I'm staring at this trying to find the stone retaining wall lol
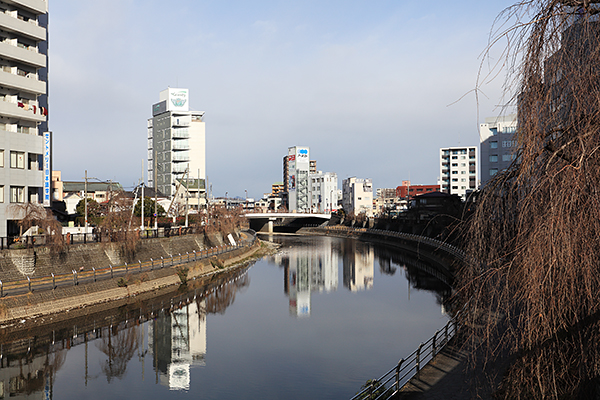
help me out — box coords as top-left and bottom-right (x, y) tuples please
(0, 232), (225, 282)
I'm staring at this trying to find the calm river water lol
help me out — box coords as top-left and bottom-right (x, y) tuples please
(0, 235), (451, 399)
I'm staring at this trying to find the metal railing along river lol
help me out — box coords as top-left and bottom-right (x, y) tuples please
(350, 315), (460, 400)
(0, 230), (256, 298)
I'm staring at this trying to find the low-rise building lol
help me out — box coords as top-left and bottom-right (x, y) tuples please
(342, 177), (373, 217)
(309, 171), (338, 213)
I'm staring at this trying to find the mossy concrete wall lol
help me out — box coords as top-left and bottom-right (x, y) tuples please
(0, 232), (231, 282)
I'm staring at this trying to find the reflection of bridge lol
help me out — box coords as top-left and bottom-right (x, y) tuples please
(245, 213), (331, 233)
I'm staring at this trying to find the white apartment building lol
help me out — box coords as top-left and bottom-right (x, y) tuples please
(439, 146), (478, 200)
(0, 0), (49, 237)
(287, 146), (310, 212)
(148, 88), (206, 202)
(480, 114), (518, 186)
(342, 177), (373, 217)
(309, 171), (338, 213)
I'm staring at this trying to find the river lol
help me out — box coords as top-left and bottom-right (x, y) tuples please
(0, 235), (452, 399)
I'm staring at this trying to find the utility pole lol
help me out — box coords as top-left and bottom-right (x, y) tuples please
(185, 165), (189, 228)
(141, 160), (145, 231)
(82, 170), (98, 233)
(154, 156), (158, 231)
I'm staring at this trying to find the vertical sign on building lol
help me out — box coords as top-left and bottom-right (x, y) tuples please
(43, 131), (51, 207)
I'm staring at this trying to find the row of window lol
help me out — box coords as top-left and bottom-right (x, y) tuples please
(489, 154), (518, 162)
(0, 149), (43, 170)
(0, 186), (35, 203)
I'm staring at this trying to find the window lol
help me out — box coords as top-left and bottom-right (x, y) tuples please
(452, 178), (458, 182)
(452, 171), (458, 174)
(461, 178), (466, 182)
(452, 186), (458, 190)
(451, 156), (458, 160)
(490, 141), (498, 149)
(461, 163), (466, 167)
(10, 151), (24, 168)
(502, 154), (516, 162)
(0, 185), (3, 203)
(451, 163), (458, 167)
(489, 168), (498, 176)
(489, 155), (498, 162)
(0, 149), (3, 167)
(10, 186), (24, 203)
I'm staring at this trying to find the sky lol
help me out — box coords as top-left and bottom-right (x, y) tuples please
(48, 0), (519, 199)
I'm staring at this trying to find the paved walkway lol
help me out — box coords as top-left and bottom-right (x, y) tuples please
(398, 332), (509, 400)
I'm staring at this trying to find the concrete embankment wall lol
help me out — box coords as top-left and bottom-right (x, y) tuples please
(0, 234), (261, 326)
(0, 231), (234, 283)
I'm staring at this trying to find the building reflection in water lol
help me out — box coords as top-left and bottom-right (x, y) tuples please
(278, 237), (339, 317)
(341, 239), (374, 292)
(149, 300), (207, 391)
(0, 267), (250, 396)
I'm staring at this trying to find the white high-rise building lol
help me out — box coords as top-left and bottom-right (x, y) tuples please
(309, 171), (338, 213)
(438, 146), (478, 200)
(342, 177), (373, 217)
(148, 88), (205, 200)
(0, 1), (49, 237)
(287, 146), (310, 212)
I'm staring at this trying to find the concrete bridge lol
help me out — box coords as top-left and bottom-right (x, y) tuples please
(245, 213), (331, 233)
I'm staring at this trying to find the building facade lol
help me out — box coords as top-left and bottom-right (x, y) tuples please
(342, 177), (373, 217)
(286, 146), (310, 212)
(479, 114), (518, 186)
(439, 146), (478, 200)
(0, 0), (49, 237)
(148, 88), (205, 201)
(309, 171), (338, 213)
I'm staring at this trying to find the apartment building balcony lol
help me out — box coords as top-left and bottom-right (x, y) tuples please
(172, 129), (189, 139)
(0, 11), (46, 41)
(172, 152), (190, 162)
(0, 68), (45, 95)
(7, 0), (48, 15)
(0, 98), (45, 122)
(172, 140), (189, 151)
(172, 115), (191, 127)
(0, 40), (45, 68)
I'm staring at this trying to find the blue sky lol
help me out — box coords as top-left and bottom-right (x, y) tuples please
(48, 0), (518, 198)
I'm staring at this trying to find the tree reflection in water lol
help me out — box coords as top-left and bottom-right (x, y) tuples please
(202, 273), (250, 315)
(96, 325), (140, 383)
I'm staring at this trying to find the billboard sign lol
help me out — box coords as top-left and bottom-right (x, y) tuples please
(43, 131), (51, 207)
(167, 88), (189, 111)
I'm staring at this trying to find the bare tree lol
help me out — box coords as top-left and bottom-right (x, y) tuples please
(460, 2), (600, 398)
(9, 203), (65, 253)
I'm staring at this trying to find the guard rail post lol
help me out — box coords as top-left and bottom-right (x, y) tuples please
(395, 359), (404, 392)
(51, 273), (55, 289)
(161, 256), (164, 268)
(416, 343), (423, 372)
(0, 279), (3, 297)
(433, 330), (438, 355)
(193, 250), (197, 261)
(72, 270), (77, 286)
(27, 276), (31, 292)
(110, 265), (113, 279)
(125, 263), (128, 274)
(171, 254), (174, 266)
(92, 267), (96, 282)
(150, 258), (154, 270)
(139, 260), (142, 272)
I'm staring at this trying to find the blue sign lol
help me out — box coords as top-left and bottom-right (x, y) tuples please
(43, 132), (51, 207)
(299, 149), (308, 155)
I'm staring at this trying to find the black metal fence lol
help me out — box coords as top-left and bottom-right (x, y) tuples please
(0, 230), (257, 298)
(350, 316), (460, 400)
(0, 226), (207, 250)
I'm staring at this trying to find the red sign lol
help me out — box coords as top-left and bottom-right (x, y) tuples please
(288, 155), (296, 161)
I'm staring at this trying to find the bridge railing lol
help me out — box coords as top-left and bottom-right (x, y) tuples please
(0, 230), (257, 298)
(350, 315), (460, 400)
